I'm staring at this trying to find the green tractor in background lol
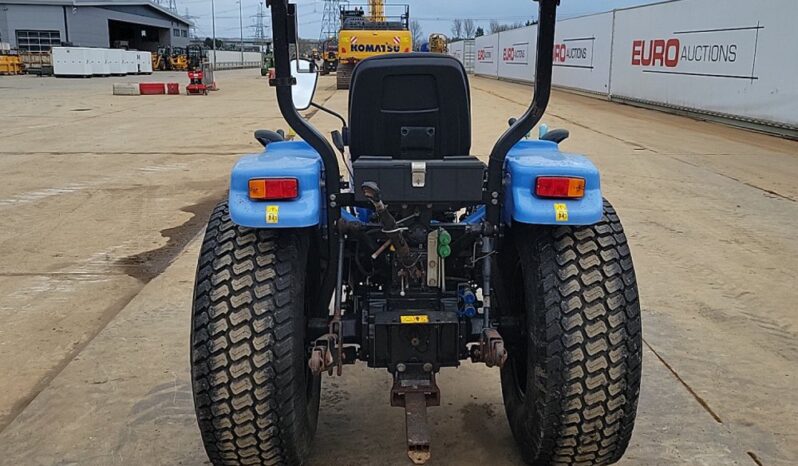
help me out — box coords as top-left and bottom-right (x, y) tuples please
(260, 49), (275, 77)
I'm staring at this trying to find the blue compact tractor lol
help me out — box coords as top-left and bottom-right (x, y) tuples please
(190, 1), (642, 465)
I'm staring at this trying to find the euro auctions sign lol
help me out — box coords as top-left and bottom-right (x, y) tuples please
(502, 42), (529, 65)
(630, 23), (762, 80)
(477, 46), (494, 63)
(553, 37), (595, 70)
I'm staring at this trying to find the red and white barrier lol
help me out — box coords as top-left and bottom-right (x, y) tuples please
(113, 83), (182, 96)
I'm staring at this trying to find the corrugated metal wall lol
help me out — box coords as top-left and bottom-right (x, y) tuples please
(2, 5), (66, 47)
(0, 6), (10, 44)
(208, 50), (262, 69)
(1, 3), (188, 49)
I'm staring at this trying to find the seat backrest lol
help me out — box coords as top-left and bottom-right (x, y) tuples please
(348, 53), (471, 160)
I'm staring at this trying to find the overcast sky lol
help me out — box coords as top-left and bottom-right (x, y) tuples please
(181, 0), (663, 41)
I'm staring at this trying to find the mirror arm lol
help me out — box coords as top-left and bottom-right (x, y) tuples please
(310, 102), (348, 129)
(485, 0), (559, 226)
(268, 0), (342, 200)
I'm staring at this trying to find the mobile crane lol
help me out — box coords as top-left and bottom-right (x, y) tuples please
(369, 0), (385, 21)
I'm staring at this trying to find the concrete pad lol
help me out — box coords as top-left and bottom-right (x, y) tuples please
(0, 236), (744, 466)
(0, 70), (337, 431)
(1, 71), (797, 465)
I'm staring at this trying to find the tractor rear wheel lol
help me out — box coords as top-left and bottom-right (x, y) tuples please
(500, 199), (642, 466)
(191, 201), (321, 465)
(336, 62), (353, 90)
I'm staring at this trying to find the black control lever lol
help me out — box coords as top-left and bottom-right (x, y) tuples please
(331, 130), (345, 154)
(254, 129), (285, 147)
(540, 128), (570, 143)
(361, 182), (414, 268)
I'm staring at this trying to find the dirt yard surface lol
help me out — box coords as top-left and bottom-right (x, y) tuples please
(0, 70), (796, 466)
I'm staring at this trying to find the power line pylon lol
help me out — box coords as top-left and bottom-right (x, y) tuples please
(154, 0), (178, 14)
(250, 4), (270, 51)
(183, 8), (200, 39)
(319, 0), (344, 43)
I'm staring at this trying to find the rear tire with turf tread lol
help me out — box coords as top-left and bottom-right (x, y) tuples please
(191, 201), (321, 466)
(500, 199), (642, 466)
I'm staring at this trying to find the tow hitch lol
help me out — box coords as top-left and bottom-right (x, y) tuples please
(391, 366), (440, 465)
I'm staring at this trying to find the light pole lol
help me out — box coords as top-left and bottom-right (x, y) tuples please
(238, 0), (244, 66)
(211, 0), (216, 70)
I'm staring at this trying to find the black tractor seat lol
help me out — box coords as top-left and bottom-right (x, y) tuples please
(348, 53), (472, 160)
(348, 54), (484, 207)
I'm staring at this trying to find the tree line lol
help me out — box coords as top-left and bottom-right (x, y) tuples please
(449, 18), (537, 40)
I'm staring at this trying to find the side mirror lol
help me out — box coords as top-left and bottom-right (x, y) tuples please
(290, 59), (318, 111)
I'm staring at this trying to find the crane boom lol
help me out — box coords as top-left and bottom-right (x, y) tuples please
(368, 0), (385, 22)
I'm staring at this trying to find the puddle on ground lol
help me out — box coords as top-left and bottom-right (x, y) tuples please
(116, 194), (223, 282)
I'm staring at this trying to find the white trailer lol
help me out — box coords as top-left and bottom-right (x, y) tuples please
(137, 51), (153, 74)
(108, 49), (125, 75)
(52, 47), (92, 77)
(90, 48), (110, 76)
(123, 50), (138, 74)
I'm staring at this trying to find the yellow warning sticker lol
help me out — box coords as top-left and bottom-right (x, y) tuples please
(554, 203), (569, 222)
(400, 315), (429, 324)
(266, 205), (279, 224)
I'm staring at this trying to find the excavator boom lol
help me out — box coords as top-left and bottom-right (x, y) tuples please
(369, 0), (384, 22)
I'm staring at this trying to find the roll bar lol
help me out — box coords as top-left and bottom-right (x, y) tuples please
(266, 0), (341, 201)
(266, 0), (341, 317)
(486, 0), (559, 226)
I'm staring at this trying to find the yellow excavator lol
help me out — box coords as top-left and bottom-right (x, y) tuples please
(151, 46), (188, 71)
(336, 0), (412, 89)
(152, 47), (168, 71)
(169, 47), (189, 71)
(319, 40), (339, 76)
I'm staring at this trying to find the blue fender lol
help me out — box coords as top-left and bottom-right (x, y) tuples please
(503, 140), (603, 226)
(228, 141), (324, 228)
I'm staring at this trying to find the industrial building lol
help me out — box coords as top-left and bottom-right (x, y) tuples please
(0, 0), (191, 52)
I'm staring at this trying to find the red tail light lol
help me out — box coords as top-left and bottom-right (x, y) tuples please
(248, 178), (298, 200)
(535, 177), (585, 199)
